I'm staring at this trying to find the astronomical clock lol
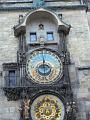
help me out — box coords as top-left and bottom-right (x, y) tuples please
(25, 48), (66, 120)
(26, 48), (63, 84)
(3, 6), (77, 120)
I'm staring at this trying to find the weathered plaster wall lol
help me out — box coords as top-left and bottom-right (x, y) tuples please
(60, 10), (90, 120)
(0, 11), (26, 120)
(87, 12), (90, 31)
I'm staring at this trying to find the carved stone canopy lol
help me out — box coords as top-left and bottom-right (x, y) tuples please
(14, 8), (71, 36)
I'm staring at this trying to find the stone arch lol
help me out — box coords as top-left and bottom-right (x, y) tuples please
(14, 8), (70, 36)
(24, 8), (62, 26)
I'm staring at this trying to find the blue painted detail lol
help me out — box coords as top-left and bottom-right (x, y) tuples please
(33, 0), (45, 8)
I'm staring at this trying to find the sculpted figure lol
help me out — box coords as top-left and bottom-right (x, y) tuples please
(20, 96), (30, 120)
(23, 98), (30, 119)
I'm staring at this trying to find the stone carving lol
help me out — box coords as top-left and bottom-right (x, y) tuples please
(20, 97), (31, 120)
(23, 99), (30, 119)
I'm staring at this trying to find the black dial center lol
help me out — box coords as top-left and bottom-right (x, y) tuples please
(38, 64), (51, 76)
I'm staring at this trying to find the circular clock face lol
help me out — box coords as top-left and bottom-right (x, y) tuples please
(26, 49), (63, 84)
(31, 94), (65, 120)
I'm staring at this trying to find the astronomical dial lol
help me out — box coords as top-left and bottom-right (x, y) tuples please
(31, 94), (65, 120)
(26, 49), (63, 84)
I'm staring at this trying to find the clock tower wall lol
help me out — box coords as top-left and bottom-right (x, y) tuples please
(0, 2), (90, 120)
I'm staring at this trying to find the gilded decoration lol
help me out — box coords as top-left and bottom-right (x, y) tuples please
(31, 94), (65, 120)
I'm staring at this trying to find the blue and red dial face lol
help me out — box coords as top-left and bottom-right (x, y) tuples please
(26, 49), (63, 84)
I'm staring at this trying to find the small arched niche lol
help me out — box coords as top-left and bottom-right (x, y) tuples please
(14, 8), (70, 44)
(26, 9), (60, 44)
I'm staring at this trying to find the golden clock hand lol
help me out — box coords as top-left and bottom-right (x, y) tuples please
(42, 52), (46, 76)
(42, 51), (45, 64)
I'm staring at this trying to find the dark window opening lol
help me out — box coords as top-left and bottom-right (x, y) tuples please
(47, 32), (54, 41)
(9, 70), (16, 87)
(30, 32), (37, 42)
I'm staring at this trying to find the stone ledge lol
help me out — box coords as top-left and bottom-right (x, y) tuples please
(0, 5), (87, 11)
(78, 66), (90, 70)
